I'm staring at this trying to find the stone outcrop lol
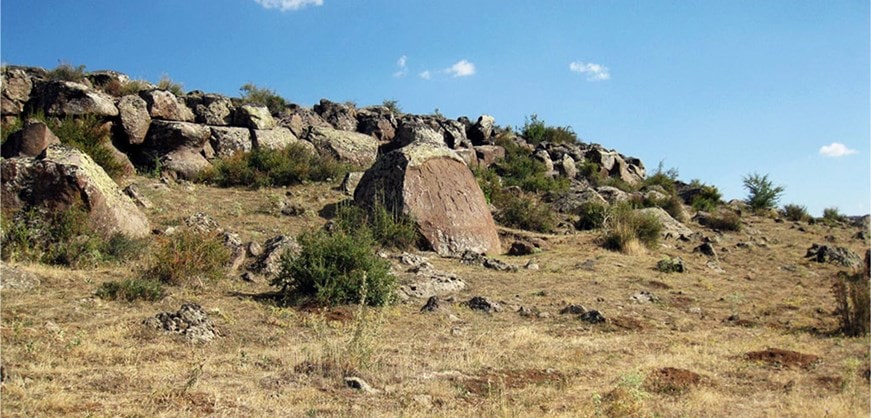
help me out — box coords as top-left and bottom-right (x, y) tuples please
(117, 94), (152, 145)
(1, 119), (60, 158)
(209, 126), (252, 158)
(306, 126), (378, 167)
(185, 92), (234, 126)
(31, 80), (118, 117)
(313, 99), (357, 131)
(2, 67), (35, 115)
(252, 127), (314, 153)
(140, 89), (194, 122)
(467, 115), (495, 145)
(354, 140), (501, 256)
(235, 104), (276, 130)
(1, 144), (150, 238)
(637, 207), (694, 239)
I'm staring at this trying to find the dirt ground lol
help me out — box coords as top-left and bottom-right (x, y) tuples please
(1, 176), (869, 417)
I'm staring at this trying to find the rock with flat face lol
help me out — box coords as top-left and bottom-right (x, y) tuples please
(1, 67), (34, 115)
(306, 126), (378, 167)
(140, 89), (194, 122)
(1, 144), (150, 238)
(186, 93), (234, 126)
(117, 94), (151, 145)
(277, 105), (332, 138)
(235, 104), (275, 130)
(467, 114), (495, 145)
(354, 140), (501, 256)
(160, 149), (211, 180)
(31, 81), (118, 117)
(313, 99), (357, 131)
(637, 207), (694, 240)
(144, 120), (210, 153)
(252, 127), (315, 154)
(1, 119), (60, 158)
(209, 126), (252, 158)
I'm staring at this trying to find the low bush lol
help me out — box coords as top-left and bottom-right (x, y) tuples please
(240, 83), (288, 114)
(643, 162), (679, 195)
(495, 192), (557, 233)
(334, 202), (420, 250)
(649, 194), (687, 223)
(782, 203), (810, 222)
(96, 278), (165, 302)
(157, 75), (184, 96)
(382, 99), (402, 114)
(687, 180), (722, 212)
(199, 144), (349, 188)
(273, 230), (395, 306)
(822, 207), (846, 224)
(519, 114), (578, 145)
(601, 204), (662, 253)
(47, 62), (87, 82)
(491, 137), (568, 195)
(575, 201), (609, 231)
(702, 211), (742, 232)
(832, 269), (869, 336)
(141, 229), (229, 286)
(46, 114), (128, 179)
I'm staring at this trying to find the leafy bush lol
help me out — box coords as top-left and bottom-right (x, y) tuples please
(642, 162), (679, 195)
(199, 144), (349, 188)
(689, 181), (722, 212)
(157, 75), (184, 96)
(45, 115), (129, 179)
(240, 83), (288, 114)
(519, 114), (578, 145)
(601, 204), (662, 253)
(96, 278), (164, 302)
(832, 269), (869, 336)
(273, 230), (395, 306)
(382, 99), (401, 114)
(141, 229), (229, 286)
(47, 62), (87, 82)
(334, 202), (420, 250)
(495, 192), (557, 233)
(822, 207), (846, 224)
(742, 172), (784, 211)
(491, 136), (568, 195)
(782, 203), (810, 222)
(575, 201), (609, 231)
(0, 205), (142, 267)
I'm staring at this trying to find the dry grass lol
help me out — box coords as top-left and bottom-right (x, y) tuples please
(2, 176), (869, 417)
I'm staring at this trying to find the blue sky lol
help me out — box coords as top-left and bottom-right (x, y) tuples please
(2, 0), (869, 215)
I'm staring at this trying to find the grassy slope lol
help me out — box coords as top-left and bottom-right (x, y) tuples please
(1, 176), (869, 417)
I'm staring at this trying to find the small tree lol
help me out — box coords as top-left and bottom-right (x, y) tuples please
(742, 172), (784, 211)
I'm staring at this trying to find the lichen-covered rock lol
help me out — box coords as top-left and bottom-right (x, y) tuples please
(805, 244), (862, 268)
(186, 93), (234, 126)
(354, 140), (501, 256)
(356, 106), (397, 142)
(143, 303), (217, 343)
(117, 94), (151, 145)
(30, 80), (118, 117)
(235, 104), (275, 130)
(0, 144), (150, 238)
(143, 120), (210, 153)
(306, 126), (378, 167)
(277, 105), (332, 138)
(1, 67), (34, 115)
(313, 99), (357, 131)
(160, 149), (211, 180)
(252, 127), (315, 153)
(209, 126), (252, 158)
(636, 207), (694, 239)
(253, 235), (302, 277)
(140, 89), (194, 122)
(474, 145), (505, 169)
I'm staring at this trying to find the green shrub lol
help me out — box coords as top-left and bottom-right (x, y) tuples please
(656, 257), (685, 273)
(742, 172), (784, 211)
(833, 270), (869, 336)
(1, 117), (22, 145)
(575, 201), (609, 231)
(822, 207), (846, 224)
(495, 192), (557, 233)
(273, 230), (395, 306)
(782, 204), (810, 222)
(240, 83), (288, 114)
(199, 145), (349, 188)
(96, 278), (165, 302)
(141, 229), (229, 286)
(44, 114), (128, 179)
(334, 202), (420, 250)
(491, 137), (568, 195)
(601, 204), (662, 253)
(47, 62), (87, 82)
(519, 114), (578, 145)
(689, 181), (722, 212)
(642, 162), (679, 195)
(157, 75), (184, 96)
(382, 99), (402, 114)
(649, 194), (687, 222)
(473, 167), (502, 204)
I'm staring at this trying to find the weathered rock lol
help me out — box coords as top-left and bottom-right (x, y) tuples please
(355, 140), (501, 256)
(560, 304), (587, 315)
(140, 89), (194, 122)
(344, 377), (379, 394)
(306, 126), (378, 167)
(399, 270), (466, 300)
(656, 257), (686, 273)
(534, 150), (555, 173)
(586, 147), (644, 185)
(474, 145), (505, 169)
(31, 81), (118, 117)
(253, 235), (302, 277)
(160, 149), (211, 180)
(117, 94), (151, 145)
(437, 119), (471, 149)
(551, 187), (606, 214)
(455, 148), (478, 168)
(222, 232), (246, 271)
(694, 242), (718, 259)
(356, 106), (396, 142)
(383, 117), (445, 153)
(183, 212), (221, 233)
(247, 241), (263, 257)
(0, 144), (150, 238)
(556, 154), (577, 179)
(209, 126), (252, 158)
(187, 93), (234, 126)
(580, 310), (606, 324)
(467, 296), (501, 313)
(143, 303), (217, 343)
(1, 119), (60, 158)
(143, 120), (210, 154)
(508, 240), (538, 256)
(467, 115), (495, 145)
(253, 127), (315, 153)
(805, 244), (862, 268)
(340, 172), (364, 196)
(235, 104), (275, 130)
(459, 250), (518, 272)
(420, 296), (442, 312)
(123, 184), (152, 209)
(1, 67), (34, 115)
(636, 207), (694, 239)
(0, 264), (41, 291)
(631, 291), (658, 303)
(277, 105), (332, 138)
(313, 99), (357, 131)
(595, 186), (630, 203)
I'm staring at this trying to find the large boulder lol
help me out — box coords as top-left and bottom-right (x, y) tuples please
(185, 92), (234, 126)
(29, 81), (118, 117)
(467, 114), (495, 145)
(209, 126), (252, 158)
(1, 145), (150, 238)
(140, 89), (194, 122)
(143, 120), (210, 153)
(235, 104), (275, 130)
(160, 149), (211, 180)
(1, 67), (34, 115)
(636, 207), (694, 239)
(474, 145), (505, 169)
(382, 117), (444, 153)
(313, 99), (357, 131)
(306, 126), (378, 167)
(276, 104), (332, 138)
(1, 119), (60, 158)
(252, 127), (315, 153)
(117, 94), (152, 145)
(356, 106), (397, 142)
(354, 140), (501, 256)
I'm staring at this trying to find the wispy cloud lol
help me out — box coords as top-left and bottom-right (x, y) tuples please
(418, 70), (432, 80)
(569, 61), (610, 81)
(393, 55), (408, 78)
(819, 142), (857, 157)
(253, 0), (323, 11)
(444, 59), (475, 77)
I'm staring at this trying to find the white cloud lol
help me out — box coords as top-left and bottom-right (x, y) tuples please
(393, 55), (408, 78)
(253, 0), (323, 11)
(418, 70), (432, 80)
(569, 61), (610, 81)
(819, 142), (857, 157)
(445, 59), (475, 77)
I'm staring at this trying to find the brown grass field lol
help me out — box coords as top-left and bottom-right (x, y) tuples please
(2, 176), (869, 417)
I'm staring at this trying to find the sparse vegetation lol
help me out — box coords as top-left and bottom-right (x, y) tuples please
(642, 162), (679, 195)
(157, 74), (184, 96)
(783, 203), (810, 222)
(381, 99), (401, 114)
(495, 191), (557, 233)
(701, 210), (742, 232)
(491, 136), (569, 195)
(240, 83), (288, 114)
(1, 116), (23, 145)
(832, 269), (870, 336)
(687, 179), (722, 212)
(119, 79), (151, 96)
(47, 61), (87, 82)
(273, 230), (395, 306)
(333, 201), (420, 250)
(822, 207), (846, 225)
(519, 114), (579, 145)
(46, 114), (129, 179)
(198, 145), (349, 188)
(141, 229), (229, 287)
(96, 278), (165, 302)
(743, 172), (784, 211)
(575, 201), (609, 230)
(601, 203), (662, 253)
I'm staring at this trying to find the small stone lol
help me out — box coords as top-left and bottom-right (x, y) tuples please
(420, 296), (441, 312)
(580, 310), (606, 324)
(559, 304), (587, 315)
(525, 260), (540, 270)
(467, 296), (501, 313)
(630, 291), (658, 304)
(508, 241), (537, 256)
(247, 241), (263, 257)
(694, 242), (718, 259)
(344, 376), (379, 394)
